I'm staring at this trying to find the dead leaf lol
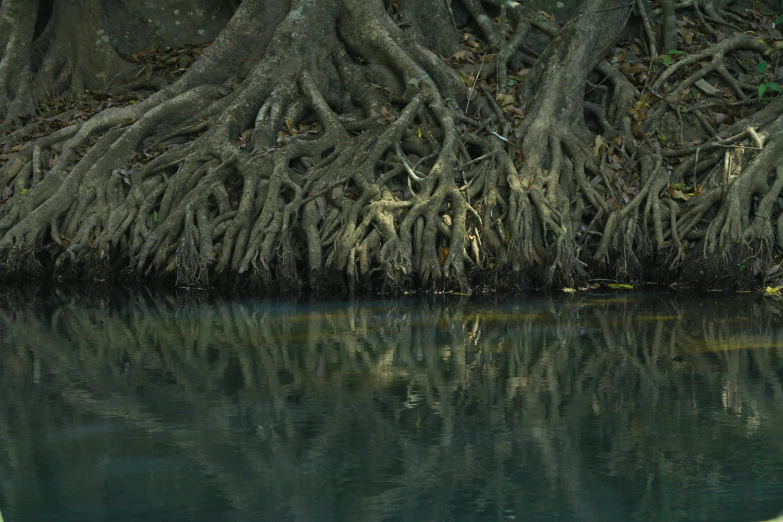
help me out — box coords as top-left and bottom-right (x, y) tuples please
(495, 93), (515, 106)
(593, 135), (605, 157)
(439, 247), (449, 265)
(620, 62), (646, 75)
(629, 92), (650, 122)
(678, 27), (695, 45)
(507, 106), (525, 117)
(380, 106), (395, 122)
(536, 10), (555, 21)
(695, 79), (719, 95)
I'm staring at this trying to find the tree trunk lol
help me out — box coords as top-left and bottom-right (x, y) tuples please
(0, 0), (39, 128)
(0, 0), (781, 294)
(33, 0), (130, 98)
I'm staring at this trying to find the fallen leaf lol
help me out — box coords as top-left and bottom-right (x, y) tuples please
(536, 9), (555, 21)
(695, 79), (719, 95)
(593, 135), (605, 157)
(495, 93), (515, 106)
(380, 106), (395, 122)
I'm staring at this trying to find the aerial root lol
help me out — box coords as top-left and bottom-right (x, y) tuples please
(175, 203), (210, 289)
(3, 0), (782, 295)
(0, 246), (42, 282)
(595, 148), (672, 276)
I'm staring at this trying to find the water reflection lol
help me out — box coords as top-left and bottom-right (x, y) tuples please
(0, 292), (782, 521)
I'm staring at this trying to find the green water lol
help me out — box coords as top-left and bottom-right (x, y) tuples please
(0, 292), (782, 522)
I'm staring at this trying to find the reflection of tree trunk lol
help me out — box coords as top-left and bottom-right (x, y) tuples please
(0, 394), (25, 515)
(56, 385), (260, 512)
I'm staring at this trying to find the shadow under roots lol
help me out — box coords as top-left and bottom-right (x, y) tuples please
(472, 264), (530, 295)
(641, 250), (681, 286)
(309, 267), (349, 300)
(0, 248), (44, 283)
(50, 246), (128, 286)
(679, 244), (760, 291)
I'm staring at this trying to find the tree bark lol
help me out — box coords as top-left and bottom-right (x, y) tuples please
(33, 0), (132, 97)
(662, 0), (678, 52)
(0, 0), (39, 128)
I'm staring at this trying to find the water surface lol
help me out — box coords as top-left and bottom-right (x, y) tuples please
(0, 293), (782, 521)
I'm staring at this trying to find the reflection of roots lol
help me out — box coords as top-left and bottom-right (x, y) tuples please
(2, 288), (779, 521)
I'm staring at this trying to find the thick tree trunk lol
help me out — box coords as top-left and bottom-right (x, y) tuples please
(33, 0), (130, 98)
(0, 0), (782, 294)
(0, 0), (39, 128)
(397, 0), (461, 58)
(507, 0), (633, 282)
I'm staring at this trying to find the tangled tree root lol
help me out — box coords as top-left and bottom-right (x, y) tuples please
(1, 0), (783, 294)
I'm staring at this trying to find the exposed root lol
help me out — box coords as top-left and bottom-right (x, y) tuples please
(596, 148), (671, 277)
(704, 123), (783, 259)
(0, 0), (782, 293)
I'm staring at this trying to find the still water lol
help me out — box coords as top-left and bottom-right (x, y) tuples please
(0, 292), (782, 522)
